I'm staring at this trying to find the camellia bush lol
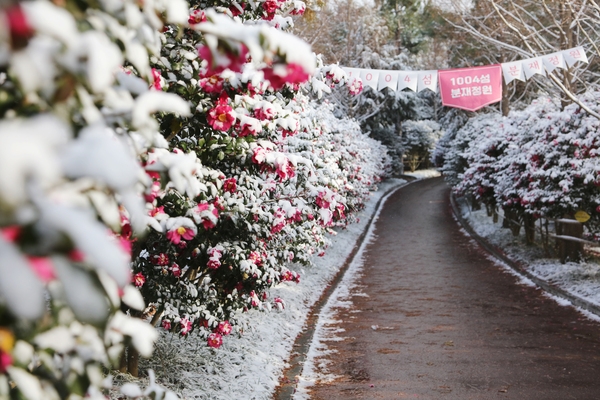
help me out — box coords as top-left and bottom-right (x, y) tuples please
(438, 92), (600, 238)
(0, 0), (389, 398)
(131, 0), (389, 350)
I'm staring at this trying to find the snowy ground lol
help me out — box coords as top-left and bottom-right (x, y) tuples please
(458, 198), (600, 319)
(121, 177), (409, 399)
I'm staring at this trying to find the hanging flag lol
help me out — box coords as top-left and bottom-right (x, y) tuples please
(418, 70), (438, 93)
(398, 71), (419, 91)
(542, 52), (566, 73)
(377, 70), (399, 91)
(501, 61), (526, 84)
(438, 65), (503, 112)
(522, 57), (545, 79)
(563, 46), (588, 67)
(360, 70), (379, 90)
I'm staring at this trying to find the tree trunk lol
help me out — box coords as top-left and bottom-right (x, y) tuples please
(523, 213), (536, 245)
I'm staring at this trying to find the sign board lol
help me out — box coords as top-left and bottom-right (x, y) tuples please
(438, 65), (503, 112)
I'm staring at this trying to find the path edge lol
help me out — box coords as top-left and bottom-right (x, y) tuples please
(273, 177), (415, 399)
(450, 192), (600, 318)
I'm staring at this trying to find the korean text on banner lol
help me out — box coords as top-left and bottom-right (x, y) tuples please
(417, 70), (438, 93)
(501, 61), (525, 84)
(398, 71), (418, 91)
(360, 70), (380, 90)
(377, 70), (399, 91)
(563, 46), (589, 67)
(438, 65), (503, 112)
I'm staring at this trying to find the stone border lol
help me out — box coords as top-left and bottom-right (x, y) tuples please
(450, 193), (600, 317)
(273, 178), (414, 399)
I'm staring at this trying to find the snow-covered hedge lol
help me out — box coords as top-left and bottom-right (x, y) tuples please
(0, 0), (388, 397)
(437, 93), (600, 234)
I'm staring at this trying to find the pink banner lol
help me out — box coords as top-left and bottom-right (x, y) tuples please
(438, 65), (503, 112)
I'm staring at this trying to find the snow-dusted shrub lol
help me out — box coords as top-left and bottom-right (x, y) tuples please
(130, 0), (388, 348)
(401, 119), (442, 171)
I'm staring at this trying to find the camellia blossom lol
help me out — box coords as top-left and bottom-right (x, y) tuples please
(274, 156), (295, 181)
(133, 272), (146, 287)
(193, 202), (219, 230)
(28, 257), (56, 282)
(263, 63), (310, 90)
(198, 44), (248, 75)
(223, 177), (237, 193)
(207, 332), (223, 348)
(180, 318), (192, 335)
(217, 320), (232, 335)
(253, 102), (276, 121)
(166, 225), (196, 245)
(207, 246), (223, 270)
(153, 253), (169, 266)
(162, 320), (171, 330)
(348, 77), (363, 96)
(188, 9), (206, 25)
(262, 0), (280, 20)
(171, 263), (181, 277)
(199, 74), (223, 93)
(207, 95), (236, 131)
(252, 146), (268, 165)
(151, 68), (162, 90)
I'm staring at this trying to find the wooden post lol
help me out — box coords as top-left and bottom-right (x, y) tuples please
(556, 218), (584, 263)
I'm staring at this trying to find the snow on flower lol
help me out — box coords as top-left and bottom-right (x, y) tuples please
(188, 9), (206, 25)
(153, 253), (169, 266)
(180, 318), (192, 335)
(207, 332), (223, 348)
(161, 320), (171, 330)
(348, 77), (363, 95)
(165, 217), (197, 245)
(263, 63), (310, 90)
(216, 321), (232, 336)
(189, 202), (219, 230)
(237, 114), (262, 137)
(207, 246), (223, 270)
(133, 272), (146, 287)
(171, 263), (181, 277)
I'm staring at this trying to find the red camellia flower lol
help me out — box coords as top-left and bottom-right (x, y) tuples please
(188, 9), (206, 25)
(198, 44), (248, 75)
(207, 94), (236, 131)
(133, 272), (146, 287)
(262, 63), (310, 90)
(162, 320), (172, 330)
(217, 320), (232, 335)
(207, 332), (223, 348)
(153, 253), (169, 266)
(223, 177), (237, 193)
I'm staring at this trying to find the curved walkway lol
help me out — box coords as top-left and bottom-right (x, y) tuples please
(303, 177), (600, 399)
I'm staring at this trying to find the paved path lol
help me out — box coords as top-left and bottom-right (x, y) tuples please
(306, 177), (600, 399)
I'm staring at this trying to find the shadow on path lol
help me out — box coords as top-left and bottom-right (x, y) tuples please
(305, 177), (600, 399)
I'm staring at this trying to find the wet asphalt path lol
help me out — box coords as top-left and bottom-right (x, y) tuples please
(306, 177), (600, 399)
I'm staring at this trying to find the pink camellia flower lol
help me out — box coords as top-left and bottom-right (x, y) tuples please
(253, 103), (276, 121)
(275, 156), (295, 181)
(217, 320), (232, 335)
(28, 257), (56, 283)
(223, 178), (237, 193)
(348, 77), (363, 96)
(0, 226), (20, 242)
(0, 351), (12, 374)
(290, 2), (306, 15)
(229, 2), (245, 16)
(188, 9), (206, 25)
(133, 272), (145, 287)
(148, 206), (165, 217)
(166, 226), (196, 245)
(171, 263), (181, 277)
(249, 291), (260, 307)
(207, 332), (223, 349)
(199, 74), (223, 93)
(207, 246), (223, 270)
(153, 253), (169, 266)
(315, 192), (331, 209)
(5, 4), (33, 48)
(196, 202), (219, 229)
(251, 146), (268, 165)
(198, 44), (248, 75)
(180, 318), (193, 335)
(237, 115), (262, 137)
(262, 0), (279, 20)
(151, 68), (162, 90)
(207, 95), (236, 132)
(162, 320), (171, 330)
(263, 63), (310, 90)
(248, 251), (262, 266)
